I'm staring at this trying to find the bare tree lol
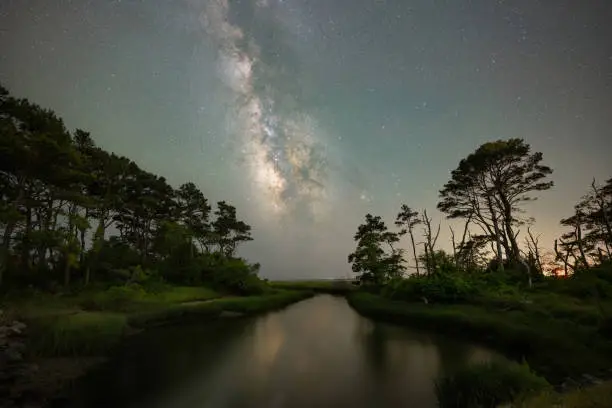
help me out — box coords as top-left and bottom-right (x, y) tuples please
(555, 238), (576, 276)
(525, 226), (543, 274)
(421, 209), (440, 275)
(395, 205), (422, 275)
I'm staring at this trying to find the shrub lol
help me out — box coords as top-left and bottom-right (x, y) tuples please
(79, 283), (147, 312)
(435, 361), (550, 408)
(382, 273), (479, 303)
(206, 258), (268, 296)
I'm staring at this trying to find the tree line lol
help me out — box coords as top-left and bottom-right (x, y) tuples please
(0, 84), (259, 292)
(349, 138), (612, 285)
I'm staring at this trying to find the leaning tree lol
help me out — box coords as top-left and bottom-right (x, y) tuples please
(437, 139), (553, 270)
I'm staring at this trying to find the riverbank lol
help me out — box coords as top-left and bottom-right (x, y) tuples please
(518, 380), (612, 407)
(270, 279), (356, 295)
(346, 292), (612, 385)
(3, 287), (314, 406)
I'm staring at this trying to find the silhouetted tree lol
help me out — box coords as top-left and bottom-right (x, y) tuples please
(438, 139), (553, 269)
(348, 214), (405, 285)
(212, 201), (253, 257)
(395, 204), (422, 275)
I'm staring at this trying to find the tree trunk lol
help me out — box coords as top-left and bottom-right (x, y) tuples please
(575, 222), (589, 268)
(409, 230), (419, 276)
(423, 244), (430, 276)
(518, 257), (532, 288)
(486, 194), (504, 271)
(499, 193), (520, 262)
(21, 205), (32, 269)
(457, 215), (472, 268)
(79, 209), (87, 264)
(449, 226), (457, 266)
(64, 256), (71, 288)
(593, 180), (612, 245)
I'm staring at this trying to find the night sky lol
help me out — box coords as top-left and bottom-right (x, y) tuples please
(1, 0), (611, 279)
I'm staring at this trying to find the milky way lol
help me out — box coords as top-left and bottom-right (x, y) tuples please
(196, 0), (329, 221)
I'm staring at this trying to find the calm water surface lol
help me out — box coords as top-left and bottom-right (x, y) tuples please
(64, 295), (505, 408)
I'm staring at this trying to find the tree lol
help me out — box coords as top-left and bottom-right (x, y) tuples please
(559, 177), (612, 267)
(395, 204), (422, 275)
(176, 182), (211, 255)
(438, 139), (553, 269)
(421, 209), (441, 275)
(212, 201), (253, 258)
(0, 83), (261, 291)
(348, 214), (405, 285)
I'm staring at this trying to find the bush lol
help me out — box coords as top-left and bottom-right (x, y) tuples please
(382, 273), (479, 303)
(79, 283), (147, 312)
(435, 361), (550, 408)
(543, 271), (612, 300)
(206, 258), (268, 296)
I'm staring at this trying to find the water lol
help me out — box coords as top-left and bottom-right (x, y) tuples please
(63, 295), (505, 408)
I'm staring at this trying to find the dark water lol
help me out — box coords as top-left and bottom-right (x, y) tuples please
(64, 295), (506, 408)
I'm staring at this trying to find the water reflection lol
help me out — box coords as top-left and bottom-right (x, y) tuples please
(63, 295), (506, 408)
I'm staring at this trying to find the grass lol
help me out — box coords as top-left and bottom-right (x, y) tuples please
(435, 360), (550, 408)
(26, 312), (129, 356)
(346, 292), (612, 384)
(518, 380), (612, 408)
(142, 286), (220, 303)
(75, 284), (222, 313)
(270, 279), (356, 295)
(128, 290), (314, 328)
(3, 285), (313, 357)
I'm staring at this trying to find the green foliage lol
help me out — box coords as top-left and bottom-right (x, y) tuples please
(0, 84), (258, 293)
(435, 361), (550, 408)
(382, 273), (479, 303)
(348, 213), (405, 286)
(27, 312), (128, 356)
(21, 288), (310, 356)
(540, 265), (612, 300)
(79, 283), (147, 312)
(347, 292), (612, 384)
(270, 280), (356, 294)
(212, 290), (314, 315)
(207, 258), (267, 296)
(518, 381), (612, 408)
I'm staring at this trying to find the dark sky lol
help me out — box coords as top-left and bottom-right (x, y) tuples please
(1, 0), (611, 278)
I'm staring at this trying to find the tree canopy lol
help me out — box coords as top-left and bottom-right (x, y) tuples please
(0, 84), (256, 291)
(437, 139), (553, 267)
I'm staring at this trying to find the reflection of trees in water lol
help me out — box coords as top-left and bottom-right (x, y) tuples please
(64, 318), (257, 408)
(363, 321), (389, 376)
(355, 318), (500, 390)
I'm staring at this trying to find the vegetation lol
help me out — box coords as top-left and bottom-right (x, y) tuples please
(435, 361), (550, 408)
(270, 280), (356, 295)
(518, 380), (612, 408)
(0, 83), (264, 297)
(346, 139), (612, 404)
(0, 83), (314, 404)
(22, 287), (312, 356)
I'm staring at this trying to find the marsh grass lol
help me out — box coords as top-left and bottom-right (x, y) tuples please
(76, 285), (221, 313)
(27, 312), (129, 356)
(518, 380), (612, 408)
(347, 292), (612, 384)
(19, 287), (312, 356)
(435, 361), (550, 408)
(213, 290), (315, 314)
(270, 280), (355, 295)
